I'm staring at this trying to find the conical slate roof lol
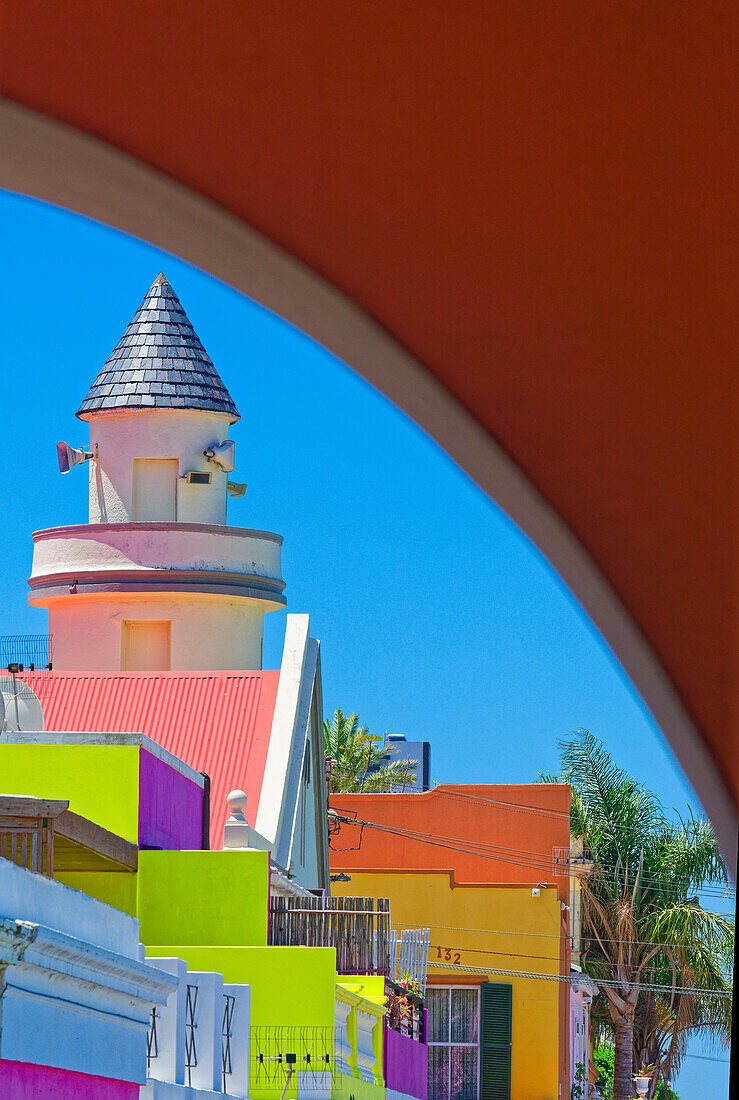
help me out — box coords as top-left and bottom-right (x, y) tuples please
(76, 273), (239, 421)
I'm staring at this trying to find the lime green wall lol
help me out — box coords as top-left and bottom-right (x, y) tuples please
(137, 849), (269, 947)
(333, 1071), (385, 1100)
(0, 744), (140, 841)
(145, 945), (337, 1027)
(57, 870), (138, 916)
(338, 976), (386, 1006)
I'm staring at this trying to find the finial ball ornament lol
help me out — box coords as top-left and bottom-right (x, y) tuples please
(226, 789), (248, 822)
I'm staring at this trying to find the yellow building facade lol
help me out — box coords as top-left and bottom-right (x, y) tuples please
(334, 871), (562, 1100)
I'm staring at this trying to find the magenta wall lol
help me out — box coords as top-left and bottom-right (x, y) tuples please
(138, 748), (204, 850)
(0, 1060), (136, 1100)
(384, 1022), (428, 1100)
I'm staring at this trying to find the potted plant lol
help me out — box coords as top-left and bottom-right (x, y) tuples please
(633, 1064), (655, 1098)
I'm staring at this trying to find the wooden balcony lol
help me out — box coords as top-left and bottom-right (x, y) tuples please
(268, 895), (391, 975)
(0, 795), (138, 877)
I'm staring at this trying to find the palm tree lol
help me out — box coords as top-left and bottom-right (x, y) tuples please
(545, 731), (733, 1099)
(323, 709), (417, 793)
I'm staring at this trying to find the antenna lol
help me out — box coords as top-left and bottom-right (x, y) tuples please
(203, 439), (235, 473)
(0, 635), (54, 702)
(57, 441), (95, 474)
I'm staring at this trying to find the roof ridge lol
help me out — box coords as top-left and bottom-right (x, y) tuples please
(75, 273), (240, 422)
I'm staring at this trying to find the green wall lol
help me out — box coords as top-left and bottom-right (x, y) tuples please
(0, 744), (141, 841)
(146, 945), (337, 1027)
(57, 870), (138, 916)
(333, 1071), (385, 1100)
(137, 849), (270, 946)
(338, 976), (386, 1006)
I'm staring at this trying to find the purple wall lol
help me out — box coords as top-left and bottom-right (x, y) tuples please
(138, 748), (204, 850)
(384, 1021), (428, 1100)
(0, 1061), (136, 1100)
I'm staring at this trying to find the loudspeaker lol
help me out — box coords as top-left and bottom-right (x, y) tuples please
(203, 439), (235, 473)
(57, 441), (93, 474)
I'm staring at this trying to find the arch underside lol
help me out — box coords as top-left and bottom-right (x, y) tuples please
(2, 99), (734, 865)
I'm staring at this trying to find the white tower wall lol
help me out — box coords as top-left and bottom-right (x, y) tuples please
(43, 593), (266, 671)
(88, 409), (233, 525)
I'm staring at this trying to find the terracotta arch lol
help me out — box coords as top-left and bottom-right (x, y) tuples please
(0, 2), (735, 866)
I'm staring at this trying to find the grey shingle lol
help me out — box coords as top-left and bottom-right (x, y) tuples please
(76, 273), (239, 421)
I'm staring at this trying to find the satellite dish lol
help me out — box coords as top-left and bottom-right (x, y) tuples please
(0, 676), (44, 733)
(57, 441), (93, 474)
(203, 439), (235, 473)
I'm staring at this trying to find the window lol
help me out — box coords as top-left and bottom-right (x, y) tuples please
(121, 620), (171, 671)
(132, 458), (178, 521)
(427, 986), (480, 1100)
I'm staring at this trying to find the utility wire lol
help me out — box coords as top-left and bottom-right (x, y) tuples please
(333, 779), (710, 842)
(336, 814), (735, 900)
(332, 812), (735, 900)
(430, 961), (732, 998)
(359, 799), (736, 898)
(425, 922), (735, 956)
(329, 783), (734, 884)
(331, 782), (734, 894)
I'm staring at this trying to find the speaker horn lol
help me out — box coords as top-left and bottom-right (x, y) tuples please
(57, 441), (93, 474)
(203, 439), (235, 473)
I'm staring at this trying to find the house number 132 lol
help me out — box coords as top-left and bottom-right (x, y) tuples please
(435, 946), (461, 964)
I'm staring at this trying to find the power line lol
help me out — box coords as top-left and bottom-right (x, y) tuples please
(425, 922), (735, 957)
(332, 782), (733, 886)
(330, 792), (735, 893)
(337, 810), (735, 899)
(443, 790), (734, 888)
(430, 961), (732, 999)
(333, 812), (735, 900)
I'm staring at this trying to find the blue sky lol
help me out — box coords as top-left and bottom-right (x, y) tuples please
(0, 190), (730, 1095)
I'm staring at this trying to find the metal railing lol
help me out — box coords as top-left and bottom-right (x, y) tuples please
(269, 896), (391, 974)
(146, 1007), (159, 1071)
(185, 984), (198, 1086)
(251, 1026), (339, 1091)
(222, 993), (235, 1091)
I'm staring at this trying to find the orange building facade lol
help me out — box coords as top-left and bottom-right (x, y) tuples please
(330, 784), (574, 1100)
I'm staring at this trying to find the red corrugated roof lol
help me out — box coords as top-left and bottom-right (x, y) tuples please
(24, 670), (280, 848)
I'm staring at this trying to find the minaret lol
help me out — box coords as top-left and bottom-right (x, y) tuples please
(29, 274), (285, 671)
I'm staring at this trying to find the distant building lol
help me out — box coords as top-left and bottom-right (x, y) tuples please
(372, 733), (431, 791)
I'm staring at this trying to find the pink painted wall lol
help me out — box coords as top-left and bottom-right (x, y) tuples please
(384, 1021), (428, 1100)
(0, 1060), (136, 1100)
(139, 747), (204, 850)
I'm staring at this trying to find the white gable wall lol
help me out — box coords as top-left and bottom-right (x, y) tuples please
(254, 613), (329, 892)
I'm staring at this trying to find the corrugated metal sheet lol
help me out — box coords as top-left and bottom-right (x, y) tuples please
(24, 670), (279, 848)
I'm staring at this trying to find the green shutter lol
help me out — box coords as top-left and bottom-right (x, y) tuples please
(480, 983), (512, 1100)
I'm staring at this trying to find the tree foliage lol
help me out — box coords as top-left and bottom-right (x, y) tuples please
(593, 1046), (679, 1100)
(323, 708), (417, 793)
(543, 732), (732, 1099)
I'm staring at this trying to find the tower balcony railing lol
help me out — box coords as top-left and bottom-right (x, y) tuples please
(29, 522), (285, 605)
